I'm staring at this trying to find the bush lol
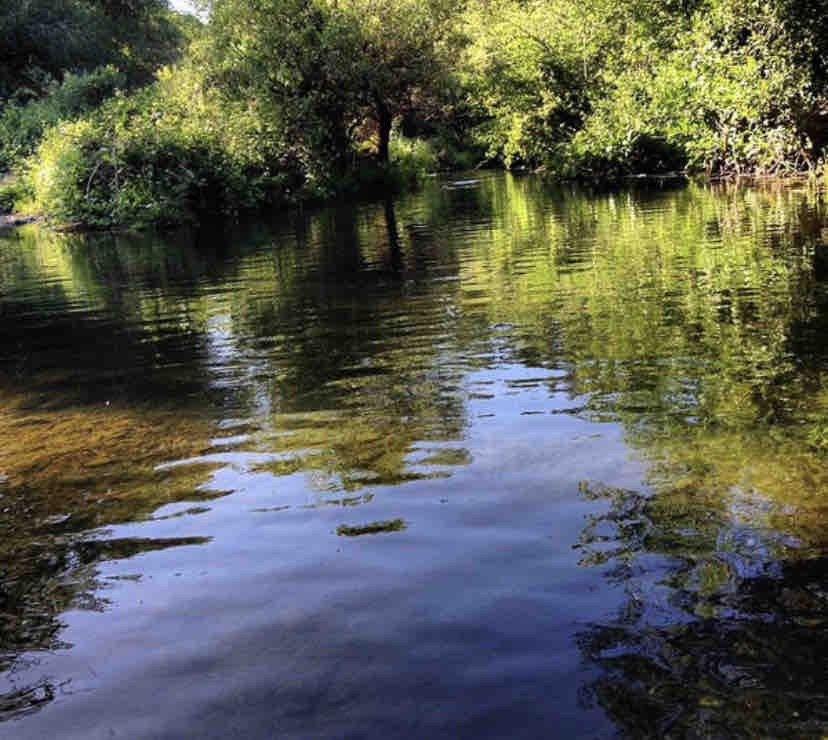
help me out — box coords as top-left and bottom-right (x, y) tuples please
(24, 62), (453, 229)
(0, 177), (33, 215)
(26, 66), (328, 228)
(0, 66), (125, 171)
(461, 0), (825, 177)
(566, 5), (810, 177)
(389, 136), (439, 183)
(0, 184), (16, 214)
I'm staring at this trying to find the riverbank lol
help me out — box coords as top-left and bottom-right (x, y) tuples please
(5, 165), (827, 234)
(6, 1), (828, 231)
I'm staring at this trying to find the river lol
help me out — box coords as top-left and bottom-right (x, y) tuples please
(0, 173), (827, 737)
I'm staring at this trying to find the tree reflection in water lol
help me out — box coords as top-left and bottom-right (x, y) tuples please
(2, 175), (828, 732)
(577, 480), (828, 738)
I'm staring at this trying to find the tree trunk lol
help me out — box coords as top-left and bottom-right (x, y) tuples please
(377, 99), (392, 164)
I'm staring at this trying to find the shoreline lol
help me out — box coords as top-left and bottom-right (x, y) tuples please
(1, 168), (823, 235)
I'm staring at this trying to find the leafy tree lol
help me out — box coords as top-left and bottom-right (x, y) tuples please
(204, 0), (460, 166)
(0, 0), (100, 103)
(204, 0), (360, 177)
(0, 0), (187, 105)
(338, 0), (459, 162)
(461, 0), (623, 167)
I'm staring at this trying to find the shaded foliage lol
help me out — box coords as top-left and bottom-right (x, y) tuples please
(0, 0), (187, 105)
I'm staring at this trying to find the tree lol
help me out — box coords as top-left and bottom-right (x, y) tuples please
(0, 0), (186, 105)
(205, 0), (361, 175)
(0, 0), (101, 102)
(338, 0), (459, 162)
(204, 0), (460, 166)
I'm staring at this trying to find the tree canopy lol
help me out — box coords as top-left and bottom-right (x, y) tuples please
(204, 0), (460, 166)
(0, 0), (188, 104)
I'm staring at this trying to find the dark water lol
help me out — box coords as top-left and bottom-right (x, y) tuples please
(1, 173), (828, 738)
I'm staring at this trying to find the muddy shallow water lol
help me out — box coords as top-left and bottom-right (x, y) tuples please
(1, 173), (827, 738)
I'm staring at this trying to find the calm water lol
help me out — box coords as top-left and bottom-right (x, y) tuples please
(1, 173), (828, 738)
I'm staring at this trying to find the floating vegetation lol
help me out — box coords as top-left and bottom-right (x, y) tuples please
(0, 681), (58, 721)
(336, 519), (407, 537)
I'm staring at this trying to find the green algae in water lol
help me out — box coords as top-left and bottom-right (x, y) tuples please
(336, 519), (407, 537)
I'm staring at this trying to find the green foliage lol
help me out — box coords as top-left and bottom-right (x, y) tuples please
(338, 0), (461, 161)
(205, 0), (461, 166)
(1, 0), (99, 103)
(0, 67), (125, 172)
(204, 0), (356, 171)
(807, 423), (828, 453)
(27, 66), (313, 227)
(20, 0), (463, 227)
(389, 136), (438, 182)
(0, 0), (188, 104)
(461, 0), (616, 168)
(0, 185), (16, 215)
(0, 176), (33, 215)
(461, 0), (828, 176)
(16, 0), (828, 227)
(567, 0), (814, 176)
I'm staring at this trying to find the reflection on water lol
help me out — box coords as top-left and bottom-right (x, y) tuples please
(0, 174), (827, 736)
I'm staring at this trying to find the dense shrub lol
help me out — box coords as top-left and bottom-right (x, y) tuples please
(0, 66), (125, 171)
(566, 1), (813, 176)
(25, 66), (334, 227)
(461, 0), (617, 169)
(462, 0), (828, 177)
(389, 137), (439, 181)
(0, 181), (20, 214)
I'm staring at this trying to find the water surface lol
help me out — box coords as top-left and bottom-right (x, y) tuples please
(1, 174), (828, 737)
